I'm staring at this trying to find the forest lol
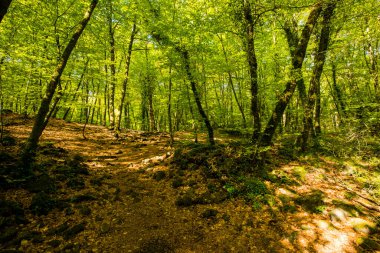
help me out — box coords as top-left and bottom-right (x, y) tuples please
(0, 0), (379, 252)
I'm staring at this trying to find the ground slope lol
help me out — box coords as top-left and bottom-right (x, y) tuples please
(1, 116), (379, 252)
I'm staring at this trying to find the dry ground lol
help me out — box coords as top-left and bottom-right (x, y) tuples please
(1, 115), (379, 252)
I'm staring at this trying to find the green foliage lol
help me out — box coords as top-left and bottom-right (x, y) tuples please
(292, 166), (307, 182)
(223, 182), (238, 197)
(223, 176), (272, 210)
(0, 0), (379, 156)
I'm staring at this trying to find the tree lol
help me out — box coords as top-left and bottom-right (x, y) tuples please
(301, 2), (337, 150)
(260, 2), (323, 147)
(106, 0), (117, 128)
(116, 21), (137, 134)
(21, 0), (98, 167)
(242, 0), (261, 141)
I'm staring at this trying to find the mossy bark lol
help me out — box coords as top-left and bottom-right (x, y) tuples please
(242, 0), (261, 141)
(301, 2), (336, 150)
(260, 3), (323, 147)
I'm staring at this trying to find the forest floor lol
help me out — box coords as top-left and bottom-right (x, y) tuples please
(1, 114), (380, 253)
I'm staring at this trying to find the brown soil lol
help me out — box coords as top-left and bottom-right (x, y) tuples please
(1, 115), (379, 252)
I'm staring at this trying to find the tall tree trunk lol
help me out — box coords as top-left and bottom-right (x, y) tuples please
(301, 2), (336, 150)
(22, 0), (98, 166)
(107, 0), (116, 128)
(168, 66), (174, 145)
(260, 3), (323, 147)
(186, 81), (198, 143)
(116, 22), (137, 134)
(148, 18), (214, 144)
(63, 59), (89, 120)
(82, 77), (90, 139)
(148, 92), (155, 131)
(0, 0), (12, 23)
(180, 48), (215, 145)
(218, 35), (247, 128)
(0, 58), (4, 143)
(314, 73), (322, 134)
(242, 0), (260, 140)
(284, 22), (308, 108)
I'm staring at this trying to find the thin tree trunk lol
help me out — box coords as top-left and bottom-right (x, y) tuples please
(314, 74), (322, 134)
(116, 21), (137, 134)
(63, 59), (89, 120)
(242, 0), (260, 140)
(82, 77), (90, 139)
(107, 0), (116, 128)
(22, 0), (98, 165)
(218, 35), (247, 128)
(149, 26), (214, 144)
(260, 3), (323, 147)
(180, 48), (215, 145)
(148, 92), (155, 131)
(168, 66), (174, 145)
(186, 81), (198, 143)
(0, 58), (4, 143)
(301, 2), (336, 150)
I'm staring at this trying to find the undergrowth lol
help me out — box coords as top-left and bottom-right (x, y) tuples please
(170, 142), (276, 210)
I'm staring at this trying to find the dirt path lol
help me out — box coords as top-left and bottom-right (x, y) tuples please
(3, 117), (380, 252)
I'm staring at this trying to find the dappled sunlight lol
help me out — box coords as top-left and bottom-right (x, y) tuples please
(2, 116), (379, 252)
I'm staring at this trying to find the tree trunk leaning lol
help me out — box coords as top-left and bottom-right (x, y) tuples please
(260, 3), (323, 147)
(21, 0), (98, 167)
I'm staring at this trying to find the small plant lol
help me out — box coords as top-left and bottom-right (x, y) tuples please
(243, 177), (269, 196)
(292, 166), (307, 182)
(223, 183), (238, 197)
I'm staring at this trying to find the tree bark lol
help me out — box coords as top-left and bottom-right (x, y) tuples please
(149, 23), (214, 144)
(116, 22), (137, 134)
(107, 0), (116, 127)
(218, 34), (247, 128)
(260, 3), (323, 147)
(284, 22), (308, 109)
(242, 0), (260, 140)
(168, 66), (174, 145)
(22, 0), (98, 165)
(148, 92), (155, 131)
(0, 0), (12, 23)
(63, 59), (89, 120)
(301, 2), (336, 150)
(180, 48), (215, 145)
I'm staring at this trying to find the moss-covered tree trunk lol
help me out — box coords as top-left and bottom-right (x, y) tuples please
(301, 2), (336, 151)
(107, 0), (116, 128)
(242, 0), (260, 141)
(22, 0), (98, 166)
(180, 48), (215, 145)
(260, 3), (323, 147)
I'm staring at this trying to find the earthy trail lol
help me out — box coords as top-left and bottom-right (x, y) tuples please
(2, 117), (380, 252)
